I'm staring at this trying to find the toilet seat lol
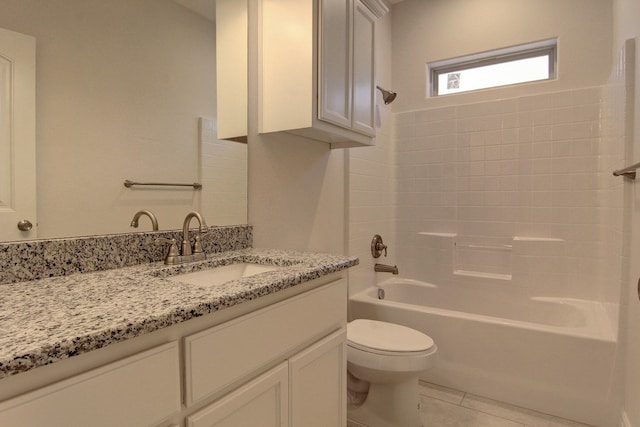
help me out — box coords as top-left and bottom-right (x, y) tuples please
(347, 319), (434, 356)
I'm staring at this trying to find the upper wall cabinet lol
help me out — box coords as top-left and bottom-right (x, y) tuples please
(257, 0), (388, 148)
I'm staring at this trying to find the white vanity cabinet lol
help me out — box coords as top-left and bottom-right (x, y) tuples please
(185, 278), (347, 426)
(186, 330), (346, 427)
(0, 274), (348, 427)
(0, 342), (182, 426)
(257, 0), (387, 148)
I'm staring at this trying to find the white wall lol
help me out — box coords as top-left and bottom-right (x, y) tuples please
(392, 87), (614, 303)
(347, 10), (395, 297)
(379, 1), (622, 423)
(392, 0), (612, 111)
(347, 0), (636, 424)
(200, 121), (248, 227)
(248, 132), (346, 254)
(0, 0), (246, 239)
(245, 0), (353, 256)
(388, 0), (616, 301)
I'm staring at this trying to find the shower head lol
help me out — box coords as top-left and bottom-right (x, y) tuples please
(376, 85), (397, 105)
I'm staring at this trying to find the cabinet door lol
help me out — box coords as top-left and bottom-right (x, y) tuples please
(289, 329), (347, 427)
(318, 0), (353, 129)
(186, 362), (289, 427)
(0, 342), (181, 427)
(351, 0), (376, 136)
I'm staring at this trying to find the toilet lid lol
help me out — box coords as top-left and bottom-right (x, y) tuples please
(347, 319), (434, 353)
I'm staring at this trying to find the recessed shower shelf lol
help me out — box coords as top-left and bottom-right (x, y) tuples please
(417, 232), (567, 282)
(418, 232), (457, 238)
(513, 236), (565, 242)
(453, 270), (512, 281)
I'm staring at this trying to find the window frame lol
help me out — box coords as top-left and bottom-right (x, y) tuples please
(429, 39), (558, 97)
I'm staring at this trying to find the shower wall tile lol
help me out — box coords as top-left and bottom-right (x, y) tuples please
(393, 87), (618, 301)
(348, 104), (396, 296)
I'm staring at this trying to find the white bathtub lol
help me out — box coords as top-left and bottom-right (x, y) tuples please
(349, 278), (619, 427)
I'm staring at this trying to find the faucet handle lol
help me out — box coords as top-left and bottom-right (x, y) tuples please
(190, 234), (208, 262)
(155, 238), (181, 265)
(155, 237), (176, 245)
(371, 234), (388, 258)
(192, 234), (205, 254)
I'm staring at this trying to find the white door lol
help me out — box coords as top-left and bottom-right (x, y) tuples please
(0, 27), (36, 241)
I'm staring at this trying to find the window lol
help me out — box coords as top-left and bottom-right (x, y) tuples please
(429, 39), (557, 96)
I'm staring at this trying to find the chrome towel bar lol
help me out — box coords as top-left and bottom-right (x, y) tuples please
(124, 180), (203, 189)
(613, 161), (640, 179)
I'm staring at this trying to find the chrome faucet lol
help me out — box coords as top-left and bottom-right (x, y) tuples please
(130, 210), (158, 231)
(156, 211), (209, 265)
(374, 263), (399, 275)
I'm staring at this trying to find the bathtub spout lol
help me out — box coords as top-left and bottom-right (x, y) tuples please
(374, 263), (399, 275)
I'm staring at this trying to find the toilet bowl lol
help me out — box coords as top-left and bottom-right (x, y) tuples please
(347, 319), (437, 427)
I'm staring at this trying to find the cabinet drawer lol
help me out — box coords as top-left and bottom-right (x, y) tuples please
(184, 278), (346, 405)
(0, 342), (181, 427)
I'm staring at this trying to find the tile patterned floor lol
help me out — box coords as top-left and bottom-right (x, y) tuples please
(347, 381), (595, 427)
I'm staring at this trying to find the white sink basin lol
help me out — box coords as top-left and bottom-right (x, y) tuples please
(167, 263), (282, 288)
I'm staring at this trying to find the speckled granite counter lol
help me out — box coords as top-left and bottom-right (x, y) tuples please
(0, 248), (358, 379)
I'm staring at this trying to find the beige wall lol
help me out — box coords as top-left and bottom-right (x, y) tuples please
(391, 0), (613, 111)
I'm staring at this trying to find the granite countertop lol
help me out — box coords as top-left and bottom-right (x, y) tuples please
(0, 248), (358, 379)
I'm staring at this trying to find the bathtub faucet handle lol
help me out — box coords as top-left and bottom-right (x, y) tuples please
(371, 234), (388, 258)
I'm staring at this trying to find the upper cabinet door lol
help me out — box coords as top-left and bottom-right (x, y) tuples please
(255, 0), (387, 148)
(318, 0), (353, 129)
(0, 27), (36, 241)
(351, 0), (376, 136)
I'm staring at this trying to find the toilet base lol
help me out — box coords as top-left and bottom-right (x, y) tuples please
(347, 376), (422, 427)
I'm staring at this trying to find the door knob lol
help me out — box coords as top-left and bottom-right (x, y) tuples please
(17, 219), (33, 231)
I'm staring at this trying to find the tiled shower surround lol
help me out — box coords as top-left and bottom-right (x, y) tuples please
(393, 87), (623, 303)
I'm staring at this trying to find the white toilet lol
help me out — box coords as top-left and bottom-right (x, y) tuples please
(346, 319), (437, 427)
